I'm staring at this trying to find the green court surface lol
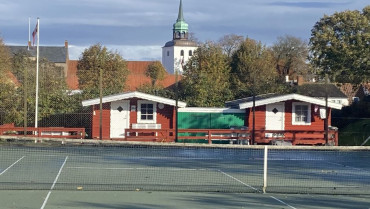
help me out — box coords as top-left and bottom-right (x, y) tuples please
(1, 139), (370, 208)
(1, 190), (369, 209)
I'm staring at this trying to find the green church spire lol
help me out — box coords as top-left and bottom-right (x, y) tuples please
(173, 0), (188, 40)
(177, 0), (185, 22)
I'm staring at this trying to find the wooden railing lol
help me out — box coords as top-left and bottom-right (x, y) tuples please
(125, 128), (249, 144)
(254, 129), (338, 145)
(125, 128), (338, 145)
(0, 127), (86, 139)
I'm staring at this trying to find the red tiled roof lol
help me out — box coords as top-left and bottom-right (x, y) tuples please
(6, 71), (20, 87)
(66, 60), (79, 90)
(65, 60), (179, 91)
(127, 61), (153, 74)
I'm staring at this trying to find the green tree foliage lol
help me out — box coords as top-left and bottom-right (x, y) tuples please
(145, 61), (166, 86)
(0, 38), (17, 124)
(77, 44), (129, 98)
(137, 83), (176, 99)
(6, 50), (71, 126)
(0, 38), (11, 77)
(309, 6), (370, 83)
(180, 42), (233, 107)
(230, 38), (287, 98)
(272, 35), (309, 78)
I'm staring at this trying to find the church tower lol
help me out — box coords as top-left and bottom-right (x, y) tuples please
(162, 0), (197, 74)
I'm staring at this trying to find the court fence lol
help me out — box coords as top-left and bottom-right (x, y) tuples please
(1, 138), (369, 195)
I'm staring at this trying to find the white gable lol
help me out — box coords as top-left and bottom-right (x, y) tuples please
(237, 94), (343, 110)
(82, 91), (187, 108)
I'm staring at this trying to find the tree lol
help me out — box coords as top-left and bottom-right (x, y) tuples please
(0, 38), (18, 124)
(309, 6), (369, 83)
(137, 84), (176, 99)
(271, 35), (309, 78)
(218, 34), (244, 58)
(9, 51), (72, 126)
(77, 44), (129, 98)
(180, 42), (233, 107)
(0, 38), (11, 78)
(230, 38), (286, 98)
(145, 61), (166, 86)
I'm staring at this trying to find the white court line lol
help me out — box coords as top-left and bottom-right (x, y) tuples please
(66, 166), (210, 171)
(326, 161), (364, 171)
(270, 196), (297, 209)
(0, 156), (25, 176)
(66, 156), (222, 160)
(218, 170), (259, 191)
(40, 156), (68, 209)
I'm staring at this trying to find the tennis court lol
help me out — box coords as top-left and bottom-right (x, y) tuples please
(1, 138), (370, 208)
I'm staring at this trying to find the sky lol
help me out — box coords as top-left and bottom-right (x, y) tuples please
(0, 0), (368, 61)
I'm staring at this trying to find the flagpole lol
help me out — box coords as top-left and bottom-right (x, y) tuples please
(34, 18), (40, 129)
(28, 17), (30, 50)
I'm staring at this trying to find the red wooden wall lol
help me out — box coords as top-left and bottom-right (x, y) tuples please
(91, 99), (175, 140)
(91, 103), (111, 139)
(129, 98), (174, 129)
(245, 100), (333, 143)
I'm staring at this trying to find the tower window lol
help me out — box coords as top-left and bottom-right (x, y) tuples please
(189, 50), (193, 56)
(167, 51), (169, 56)
(180, 50), (184, 56)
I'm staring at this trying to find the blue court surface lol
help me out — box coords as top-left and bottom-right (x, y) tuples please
(1, 139), (370, 208)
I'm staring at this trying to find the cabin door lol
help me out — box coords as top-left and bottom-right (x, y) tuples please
(265, 103), (285, 130)
(110, 100), (130, 138)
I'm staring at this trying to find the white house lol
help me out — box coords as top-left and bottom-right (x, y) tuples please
(162, 0), (197, 74)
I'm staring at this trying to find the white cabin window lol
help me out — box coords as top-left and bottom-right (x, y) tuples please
(292, 102), (311, 125)
(137, 100), (157, 123)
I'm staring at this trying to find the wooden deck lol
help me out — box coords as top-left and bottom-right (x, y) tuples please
(124, 128), (338, 145)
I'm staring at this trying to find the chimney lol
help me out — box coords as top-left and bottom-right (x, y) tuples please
(65, 40), (68, 48)
(297, 76), (304, 86)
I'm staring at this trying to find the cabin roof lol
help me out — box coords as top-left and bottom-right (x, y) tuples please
(226, 93), (343, 110)
(82, 91), (186, 108)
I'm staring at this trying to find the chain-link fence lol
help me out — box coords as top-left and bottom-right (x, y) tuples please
(1, 56), (369, 145)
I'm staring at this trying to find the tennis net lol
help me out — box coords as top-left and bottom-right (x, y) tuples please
(1, 137), (369, 194)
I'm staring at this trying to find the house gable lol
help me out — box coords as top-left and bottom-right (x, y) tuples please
(226, 94), (343, 110)
(82, 91), (186, 108)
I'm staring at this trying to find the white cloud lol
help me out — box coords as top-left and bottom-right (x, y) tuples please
(68, 44), (162, 61)
(1, 0), (368, 61)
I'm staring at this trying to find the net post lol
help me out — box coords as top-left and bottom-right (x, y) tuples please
(263, 145), (268, 193)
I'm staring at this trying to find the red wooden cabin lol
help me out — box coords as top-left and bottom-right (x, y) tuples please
(226, 94), (343, 145)
(82, 91), (186, 140)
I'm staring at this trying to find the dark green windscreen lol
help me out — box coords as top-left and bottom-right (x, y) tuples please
(178, 112), (245, 129)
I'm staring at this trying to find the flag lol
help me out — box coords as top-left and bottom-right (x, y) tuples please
(32, 22), (38, 46)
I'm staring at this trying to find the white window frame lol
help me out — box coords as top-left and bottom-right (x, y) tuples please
(292, 102), (311, 125)
(137, 100), (157, 124)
